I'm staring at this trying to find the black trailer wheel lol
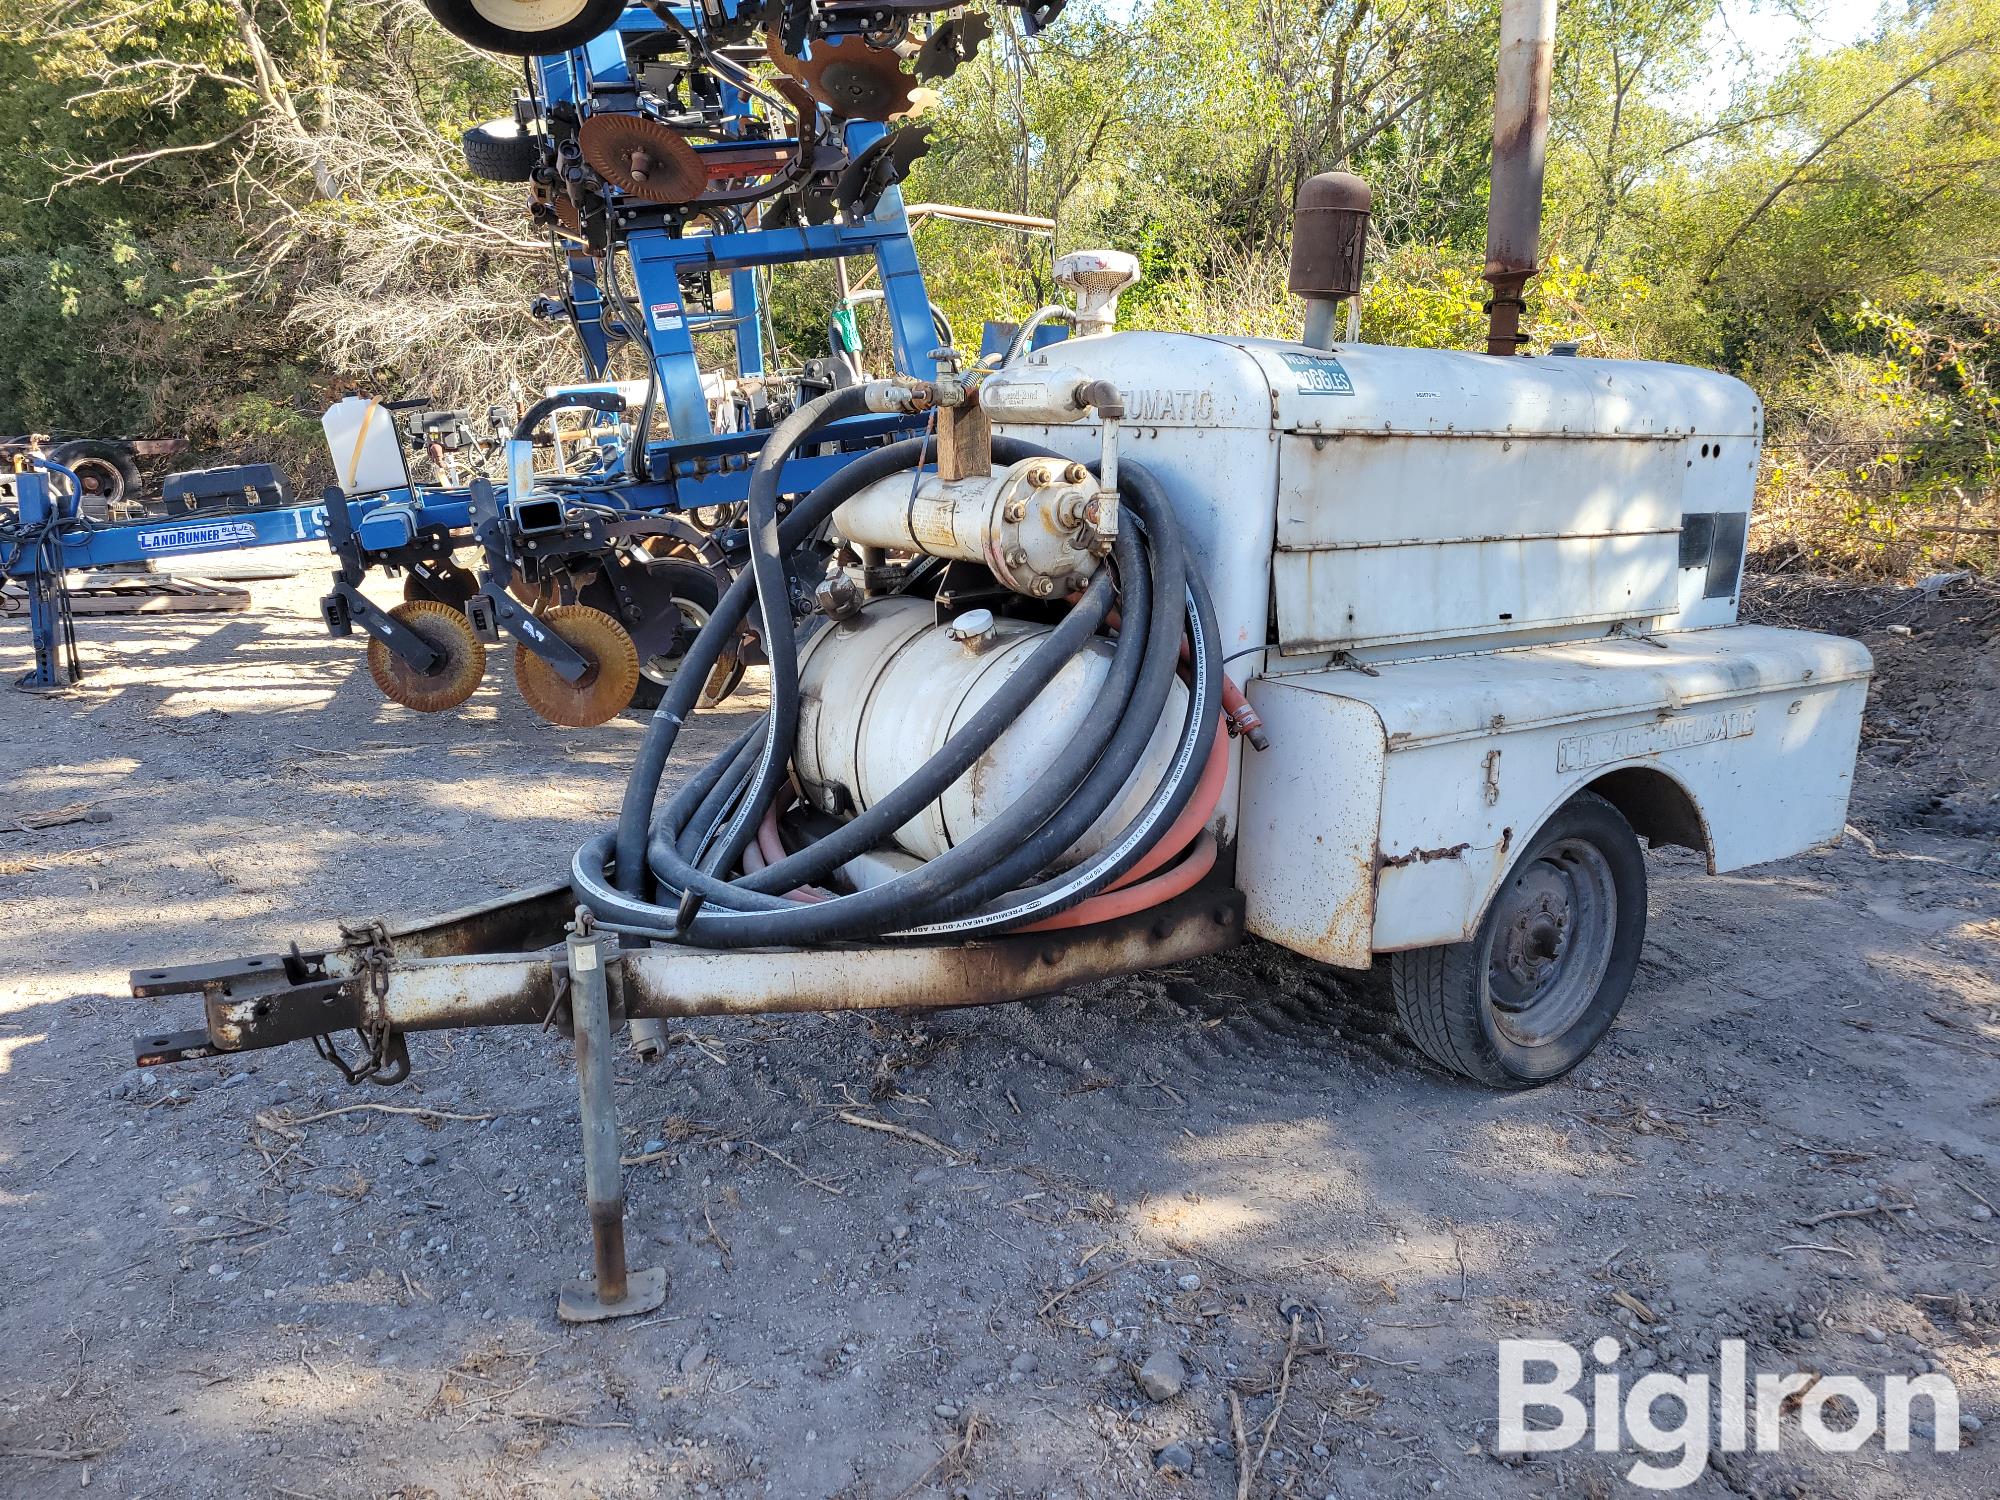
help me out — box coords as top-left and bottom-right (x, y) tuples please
(47, 439), (142, 520)
(461, 118), (539, 181)
(1390, 790), (1647, 1088)
(423, 0), (624, 55)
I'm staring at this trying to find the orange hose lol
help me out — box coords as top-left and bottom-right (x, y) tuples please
(1015, 832), (1218, 933)
(1102, 606), (1267, 751)
(1105, 720), (1228, 892)
(751, 801), (828, 903)
(1014, 716), (1230, 932)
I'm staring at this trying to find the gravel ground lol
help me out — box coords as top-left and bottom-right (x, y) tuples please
(2, 550), (1996, 1499)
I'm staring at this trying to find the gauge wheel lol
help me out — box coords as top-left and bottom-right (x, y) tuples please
(623, 559), (744, 712)
(462, 118), (538, 182)
(513, 603), (639, 727)
(47, 439), (142, 521)
(1389, 791), (1647, 1088)
(366, 599), (487, 713)
(421, 0), (624, 55)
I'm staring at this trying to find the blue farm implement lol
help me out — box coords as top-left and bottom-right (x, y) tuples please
(9, 0), (1057, 725)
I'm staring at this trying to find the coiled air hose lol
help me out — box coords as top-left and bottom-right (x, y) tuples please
(572, 384), (1223, 947)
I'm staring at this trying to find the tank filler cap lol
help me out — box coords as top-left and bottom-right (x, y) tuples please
(947, 608), (998, 651)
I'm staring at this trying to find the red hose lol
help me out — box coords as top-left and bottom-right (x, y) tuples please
(1106, 720), (1228, 891)
(1012, 716), (1230, 932)
(748, 801), (828, 903)
(1102, 605), (1267, 752)
(1015, 832), (1218, 933)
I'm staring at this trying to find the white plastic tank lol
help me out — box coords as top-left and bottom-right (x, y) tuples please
(322, 397), (407, 495)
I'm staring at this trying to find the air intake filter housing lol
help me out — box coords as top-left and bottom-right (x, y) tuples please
(1288, 172), (1372, 303)
(1054, 249), (1141, 337)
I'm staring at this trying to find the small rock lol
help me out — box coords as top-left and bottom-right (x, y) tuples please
(1088, 1317), (1110, 1338)
(1863, 1324), (1888, 1345)
(934, 1403), (958, 1419)
(642, 1138), (666, 1155)
(1176, 1273), (1202, 1293)
(1971, 1205), (1994, 1222)
(403, 1149), (437, 1168)
(679, 1342), (708, 1375)
(1153, 1441), (1194, 1474)
(1961, 1412), (1983, 1433)
(1135, 1349), (1186, 1402)
(1090, 1355), (1119, 1377)
(1010, 1352), (1039, 1376)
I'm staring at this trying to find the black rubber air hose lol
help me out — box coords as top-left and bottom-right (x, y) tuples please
(577, 415), (1221, 945)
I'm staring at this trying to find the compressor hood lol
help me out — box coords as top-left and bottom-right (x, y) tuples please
(1003, 331), (1761, 442)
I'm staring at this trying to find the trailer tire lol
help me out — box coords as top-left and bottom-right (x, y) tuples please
(423, 0), (624, 56)
(461, 118), (539, 182)
(1389, 791), (1646, 1088)
(46, 439), (142, 520)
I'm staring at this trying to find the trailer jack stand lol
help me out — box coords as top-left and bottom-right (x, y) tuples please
(557, 926), (667, 1324)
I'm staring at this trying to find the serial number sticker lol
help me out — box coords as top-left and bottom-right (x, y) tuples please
(1277, 351), (1355, 395)
(1556, 708), (1757, 774)
(908, 496), (958, 552)
(137, 521), (257, 553)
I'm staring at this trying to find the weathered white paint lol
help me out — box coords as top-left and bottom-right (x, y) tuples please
(1236, 624), (1871, 966)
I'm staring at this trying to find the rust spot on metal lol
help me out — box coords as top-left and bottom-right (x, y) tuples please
(622, 885), (1245, 1020)
(382, 880), (574, 960)
(1379, 841), (1472, 869)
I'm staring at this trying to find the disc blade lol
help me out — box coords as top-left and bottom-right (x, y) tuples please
(513, 603), (640, 727)
(766, 33), (919, 122)
(367, 599), (487, 713)
(578, 114), (708, 204)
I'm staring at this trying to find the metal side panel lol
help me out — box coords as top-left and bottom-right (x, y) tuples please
(1235, 682), (1386, 968)
(1273, 431), (1685, 650)
(1366, 670), (1869, 951)
(1276, 530), (1682, 650)
(1237, 624), (1871, 959)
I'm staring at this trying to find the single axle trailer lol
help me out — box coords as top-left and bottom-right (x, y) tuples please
(120, 0), (1870, 1322)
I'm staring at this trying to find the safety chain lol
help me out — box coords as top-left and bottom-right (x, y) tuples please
(309, 919), (409, 1085)
(338, 918), (393, 1000)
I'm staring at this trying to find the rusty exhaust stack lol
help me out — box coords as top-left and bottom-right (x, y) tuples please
(1483, 0), (1556, 355)
(1289, 171), (1372, 350)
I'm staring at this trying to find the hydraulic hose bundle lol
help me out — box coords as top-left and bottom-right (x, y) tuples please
(572, 384), (1224, 947)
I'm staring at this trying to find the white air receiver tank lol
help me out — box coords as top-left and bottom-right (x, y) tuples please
(794, 597), (1186, 866)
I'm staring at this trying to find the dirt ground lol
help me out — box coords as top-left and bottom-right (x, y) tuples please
(2, 552), (1997, 1500)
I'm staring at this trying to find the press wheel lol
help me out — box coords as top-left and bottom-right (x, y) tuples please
(514, 603), (640, 727)
(367, 599), (487, 713)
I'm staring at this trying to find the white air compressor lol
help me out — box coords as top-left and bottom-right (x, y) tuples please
(723, 226), (1869, 1088)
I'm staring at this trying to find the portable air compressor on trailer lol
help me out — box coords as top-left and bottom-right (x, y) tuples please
(123, 0), (1869, 1321)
